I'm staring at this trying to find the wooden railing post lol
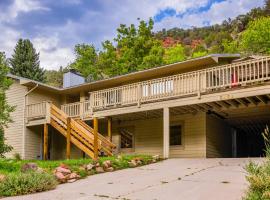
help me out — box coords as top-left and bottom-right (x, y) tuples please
(93, 117), (98, 160)
(137, 84), (141, 107)
(66, 117), (71, 159)
(43, 123), (48, 160)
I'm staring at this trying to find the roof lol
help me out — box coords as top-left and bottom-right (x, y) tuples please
(8, 54), (240, 95)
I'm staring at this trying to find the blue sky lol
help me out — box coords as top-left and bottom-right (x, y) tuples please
(0, 0), (265, 70)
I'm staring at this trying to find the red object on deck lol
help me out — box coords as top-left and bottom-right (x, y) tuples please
(231, 72), (238, 87)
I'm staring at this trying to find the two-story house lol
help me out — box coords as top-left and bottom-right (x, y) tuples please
(5, 54), (270, 160)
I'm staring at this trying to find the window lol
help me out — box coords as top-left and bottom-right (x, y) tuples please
(170, 125), (182, 146)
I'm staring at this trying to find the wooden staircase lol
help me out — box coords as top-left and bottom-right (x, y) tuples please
(49, 104), (115, 159)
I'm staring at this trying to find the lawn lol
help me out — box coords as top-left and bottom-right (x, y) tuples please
(0, 154), (159, 197)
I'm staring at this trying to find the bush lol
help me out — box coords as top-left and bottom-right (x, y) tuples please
(0, 172), (57, 197)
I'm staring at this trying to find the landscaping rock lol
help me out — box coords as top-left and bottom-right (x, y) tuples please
(86, 163), (95, 171)
(55, 167), (71, 175)
(128, 160), (137, 168)
(68, 172), (80, 180)
(106, 167), (114, 172)
(21, 163), (38, 172)
(96, 166), (105, 173)
(60, 163), (70, 169)
(67, 179), (77, 183)
(0, 174), (6, 182)
(103, 160), (112, 169)
(55, 172), (67, 183)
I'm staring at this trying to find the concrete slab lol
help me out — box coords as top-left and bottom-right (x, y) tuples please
(6, 158), (264, 200)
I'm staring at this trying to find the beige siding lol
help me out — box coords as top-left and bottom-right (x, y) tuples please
(112, 112), (207, 158)
(206, 115), (232, 158)
(170, 112), (206, 158)
(25, 126), (42, 159)
(5, 81), (27, 158)
(27, 89), (61, 106)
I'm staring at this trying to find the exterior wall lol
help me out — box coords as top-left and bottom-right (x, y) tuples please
(112, 112), (207, 158)
(27, 88), (61, 107)
(206, 114), (232, 158)
(170, 112), (206, 158)
(25, 126), (42, 160)
(5, 81), (27, 158)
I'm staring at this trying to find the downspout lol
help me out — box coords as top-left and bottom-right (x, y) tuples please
(22, 84), (39, 159)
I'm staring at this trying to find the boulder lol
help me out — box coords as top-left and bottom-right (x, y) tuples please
(106, 167), (114, 172)
(128, 160), (137, 168)
(67, 179), (77, 183)
(96, 166), (105, 173)
(0, 174), (6, 182)
(67, 172), (80, 180)
(55, 172), (67, 183)
(55, 167), (71, 175)
(86, 163), (95, 171)
(59, 163), (70, 169)
(102, 160), (112, 169)
(21, 163), (38, 172)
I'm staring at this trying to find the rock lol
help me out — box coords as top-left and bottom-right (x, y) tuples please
(21, 163), (38, 172)
(68, 172), (80, 180)
(117, 155), (122, 160)
(55, 167), (71, 175)
(86, 163), (95, 171)
(0, 174), (6, 182)
(128, 160), (137, 168)
(60, 163), (70, 169)
(137, 160), (142, 165)
(152, 159), (157, 163)
(67, 179), (77, 183)
(96, 166), (105, 173)
(95, 163), (100, 167)
(102, 160), (112, 169)
(55, 172), (67, 183)
(152, 155), (160, 160)
(36, 167), (44, 173)
(106, 167), (114, 172)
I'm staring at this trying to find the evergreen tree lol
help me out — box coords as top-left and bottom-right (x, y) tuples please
(0, 52), (13, 157)
(9, 39), (45, 82)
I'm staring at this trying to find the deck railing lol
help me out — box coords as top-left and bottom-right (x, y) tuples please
(61, 57), (270, 117)
(61, 101), (92, 118)
(26, 101), (51, 122)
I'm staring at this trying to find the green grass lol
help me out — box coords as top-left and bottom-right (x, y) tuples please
(0, 154), (157, 197)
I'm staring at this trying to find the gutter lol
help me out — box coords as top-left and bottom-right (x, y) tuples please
(22, 84), (39, 159)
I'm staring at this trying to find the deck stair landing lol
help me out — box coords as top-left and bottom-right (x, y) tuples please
(49, 104), (115, 159)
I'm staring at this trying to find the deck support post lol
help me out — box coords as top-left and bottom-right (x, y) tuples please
(66, 117), (71, 159)
(107, 117), (112, 141)
(93, 117), (99, 160)
(43, 123), (48, 160)
(163, 107), (170, 159)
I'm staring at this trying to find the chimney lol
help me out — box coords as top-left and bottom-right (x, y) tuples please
(63, 69), (85, 88)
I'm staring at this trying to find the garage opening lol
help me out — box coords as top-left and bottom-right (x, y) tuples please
(225, 106), (270, 158)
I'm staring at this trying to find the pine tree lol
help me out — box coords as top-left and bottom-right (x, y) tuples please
(0, 52), (13, 157)
(9, 39), (45, 82)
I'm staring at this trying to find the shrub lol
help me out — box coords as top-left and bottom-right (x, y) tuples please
(0, 172), (57, 197)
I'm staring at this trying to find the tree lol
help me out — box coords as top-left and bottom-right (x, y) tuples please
(164, 44), (186, 64)
(44, 67), (67, 88)
(0, 53), (13, 157)
(9, 39), (45, 82)
(99, 18), (164, 76)
(70, 44), (100, 81)
(240, 17), (270, 54)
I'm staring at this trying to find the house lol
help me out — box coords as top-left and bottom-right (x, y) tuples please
(4, 54), (270, 160)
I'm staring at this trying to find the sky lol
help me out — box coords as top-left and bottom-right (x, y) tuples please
(0, 0), (265, 70)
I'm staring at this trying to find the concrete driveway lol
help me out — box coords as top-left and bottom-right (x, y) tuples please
(7, 158), (263, 200)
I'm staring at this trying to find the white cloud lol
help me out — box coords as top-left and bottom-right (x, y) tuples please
(154, 0), (265, 30)
(32, 35), (75, 70)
